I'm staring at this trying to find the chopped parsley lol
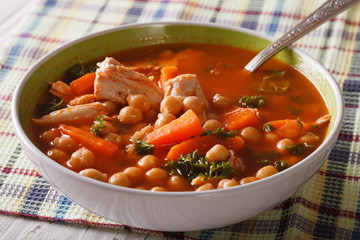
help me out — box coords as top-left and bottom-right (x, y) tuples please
(66, 61), (98, 83)
(296, 117), (303, 129)
(262, 123), (275, 132)
(274, 160), (290, 171)
(134, 139), (154, 156)
(285, 143), (315, 155)
(202, 127), (238, 140)
(37, 97), (65, 115)
(90, 115), (106, 137)
(237, 95), (265, 108)
(286, 105), (303, 115)
(289, 95), (303, 103)
(162, 150), (237, 181)
(257, 69), (289, 93)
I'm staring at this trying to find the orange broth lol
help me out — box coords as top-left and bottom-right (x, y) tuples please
(31, 43), (329, 191)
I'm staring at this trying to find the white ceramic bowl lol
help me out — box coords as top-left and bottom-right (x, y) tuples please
(12, 22), (344, 231)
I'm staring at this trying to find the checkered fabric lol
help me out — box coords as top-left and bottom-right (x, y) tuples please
(1, 0), (360, 239)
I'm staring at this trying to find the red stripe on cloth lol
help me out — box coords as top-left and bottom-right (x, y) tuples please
(17, 33), (68, 44)
(275, 197), (360, 220)
(0, 166), (41, 177)
(0, 132), (16, 137)
(0, 94), (12, 101)
(318, 170), (360, 181)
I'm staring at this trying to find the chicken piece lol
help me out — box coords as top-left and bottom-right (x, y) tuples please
(163, 74), (209, 108)
(228, 150), (246, 173)
(32, 102), (111, 125)
(163, 74), (209, 124)
(69, 94), (97, 106)
(94, 57), (163, 109)
(49, 81), (74, 103)
(315, 114), (332, 128)
(130, 125), (155, 142)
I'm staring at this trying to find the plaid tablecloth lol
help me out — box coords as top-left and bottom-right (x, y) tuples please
(1, 0), (360, 239)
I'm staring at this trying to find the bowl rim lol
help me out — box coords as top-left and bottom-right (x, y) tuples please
(11, 21), (344, 198)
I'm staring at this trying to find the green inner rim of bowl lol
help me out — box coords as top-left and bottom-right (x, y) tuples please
(19, 24), (337, 140)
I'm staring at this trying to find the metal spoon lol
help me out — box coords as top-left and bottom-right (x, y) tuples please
(245, 0), (360, 72)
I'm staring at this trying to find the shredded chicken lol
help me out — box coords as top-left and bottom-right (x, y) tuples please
(228, 150), (246, 173)
(94, 57), (163, 108)
(49, 81), (74, 103)
(163, 74), (209, 123)
(163, 74), (209, 108)
(69, 94), (97, 106)
(32, 102), (111, 125)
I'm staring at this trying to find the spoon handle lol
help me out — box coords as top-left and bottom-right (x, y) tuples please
(244, 0), (359, 72)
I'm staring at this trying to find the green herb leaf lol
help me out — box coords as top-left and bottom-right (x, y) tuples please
(262, 123), (275, 132)
(162, 150), (237, 181)
(289, 95), (303, 103)
(296, 117), (303, 129)
(257, 69), (289, 93)
(285, 143), (315, 155)
(202, 127), (238, 140)
(66, 62), (98, 83)
(38, 98), (65, 115)
(286, 105), (303, 115)
(90, 115), (106, 137)
(274, 160), (290, 171)
(134, 139), (154, 156)
(238, 95), (265, 108)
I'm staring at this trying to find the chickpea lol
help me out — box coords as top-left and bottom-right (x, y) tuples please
(99, 121), (117, 136)
(145, 168), (168, 185)
(240, 176), (259, 185)
(109, 172), (132, 187)
(104, 133), (123, 147)
(126, 94), (151, 113)
(102, 100), (119, 113)
(212, 93), (231, 110)
(240, 127), (261, 143)
(205, 144), (229, 162)
(47, 148), (69, 163)
(151, 187), (166, 191)
(79, 168), (107, 182)
(299, 132), (320, 144)
(69, 147), (95, 170)
(264, 132), (279, 143)
(118, 106), (143, 124)
(256, 165), (278, 179)
(218, 179), (239, 189)
(160, 96), (182, 115)
(154, 113), (176, 129)
(203, 119), (224, 131)
(124, 167), (144, 183)
(53, 136), (78, 152)
(167, 175), (189, 191)
(40, 128), (61, 144)
(196, 183), (215, 191)
(276, 138), (295, 154)
(138, 155), (159, 170)
(182, 96), (203, 115)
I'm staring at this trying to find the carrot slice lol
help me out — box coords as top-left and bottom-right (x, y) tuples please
(58, 124), (118, 157)
(221, 107), (260, 131)
(147, 110), (203, 146)
(166, 135), (244, 161)
(70, 72), (96, 95)
(266, 119), (312, 139)
(160, 66), (179, 89)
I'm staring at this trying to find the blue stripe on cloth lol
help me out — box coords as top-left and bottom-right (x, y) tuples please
(0, 0), (58, 82)
(19, 177), (51, 215)
(54, 196), (72, 221)
(266, 0), (285, 36)
(124, 0), (146, 24)
(240, 0), (262, 30)
(153, 0), (169, 20)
